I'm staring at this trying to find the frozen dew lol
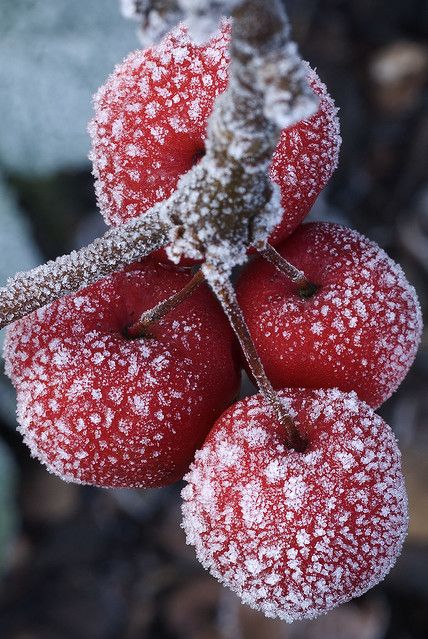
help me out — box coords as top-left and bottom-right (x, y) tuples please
(181, 388), (408, 622)
(3, 262), (240, 488)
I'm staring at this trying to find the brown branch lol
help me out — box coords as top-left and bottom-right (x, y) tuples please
(258, 242), (318, 298)
(205, 267), (306, 452)
(165, 0), (318, 267)
(0, 207), (169, 330)
(0, 1), (317, 332)
(125, 268), (204, 338)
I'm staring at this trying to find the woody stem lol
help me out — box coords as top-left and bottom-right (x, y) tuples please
(209, 273), (305, 451)
(258, 242), (318, 298)
(0, 207), (169, 330)
(125, 269), (205, 339)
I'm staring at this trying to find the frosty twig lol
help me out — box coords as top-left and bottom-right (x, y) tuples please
(258, 242), (318, 297)
(206, 269), (305, 452)
(164, 0), (318, 269)
(125, 268), (205, 338)
(0, 207), (168, 330)
(0, 0), (317, 333)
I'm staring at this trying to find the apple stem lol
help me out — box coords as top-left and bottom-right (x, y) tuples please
(125, 269), (205, 339)
(210, 273), (305, 452)
(258, 243), (318, 297)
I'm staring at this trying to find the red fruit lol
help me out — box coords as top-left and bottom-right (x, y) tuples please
(237, 222), (422, 408)
(4, 261), (240, 488)
(89, 22), (340, 255)
(182, 388), (408, 621)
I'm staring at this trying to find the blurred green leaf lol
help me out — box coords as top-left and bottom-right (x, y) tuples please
(0, 0), (137, 174)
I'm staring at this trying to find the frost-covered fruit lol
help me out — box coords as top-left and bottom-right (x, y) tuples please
(237, 222), (422, 408)
(182, 388), (408, 622)
(4, 260), (240, 488)
(89, 22), (340, 255)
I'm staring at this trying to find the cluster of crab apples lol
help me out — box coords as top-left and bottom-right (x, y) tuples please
(4, 22), (422, 622)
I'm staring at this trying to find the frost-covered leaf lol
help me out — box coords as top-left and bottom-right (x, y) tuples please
(0, 0), (137, 174)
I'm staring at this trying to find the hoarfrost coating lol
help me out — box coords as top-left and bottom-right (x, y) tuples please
(182, 388), (408, 621)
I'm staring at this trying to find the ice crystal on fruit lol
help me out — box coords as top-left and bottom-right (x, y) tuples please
(182, 389), (408, 622)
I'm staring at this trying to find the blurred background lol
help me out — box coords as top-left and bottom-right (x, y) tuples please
(0, 0), (427, 637)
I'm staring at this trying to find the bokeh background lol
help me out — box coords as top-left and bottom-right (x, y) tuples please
(0, 1), (427, 637)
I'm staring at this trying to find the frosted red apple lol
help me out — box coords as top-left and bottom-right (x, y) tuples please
(237, 222), (422, 408)
(4, 260), (240, 488)
(89, 22), (340, 251)
(182, 388), (408, 622)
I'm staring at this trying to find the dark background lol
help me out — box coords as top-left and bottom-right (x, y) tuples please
(0, 1), (427, 637)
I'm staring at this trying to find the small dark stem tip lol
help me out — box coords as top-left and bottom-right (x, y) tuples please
(297, 281), (319, 300)
(191, 147), (206, 166)
(122, 324), (154, 340)
(269, 393), (307, 452)
(288, 428), (308, 453)
(124, 269), (205, 340)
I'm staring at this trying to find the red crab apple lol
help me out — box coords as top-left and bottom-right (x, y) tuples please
(4, 260), (241, 488)
(236, 222), (422, 408)
(89, 21), (340, 259)
(181, 388), (408, 622)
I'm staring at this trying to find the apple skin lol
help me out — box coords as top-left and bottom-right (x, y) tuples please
(89, 23), (341, 261)
(182, 388), (408, 622)
(236, 222), (422, 409)
(4, 260), (241, 488)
